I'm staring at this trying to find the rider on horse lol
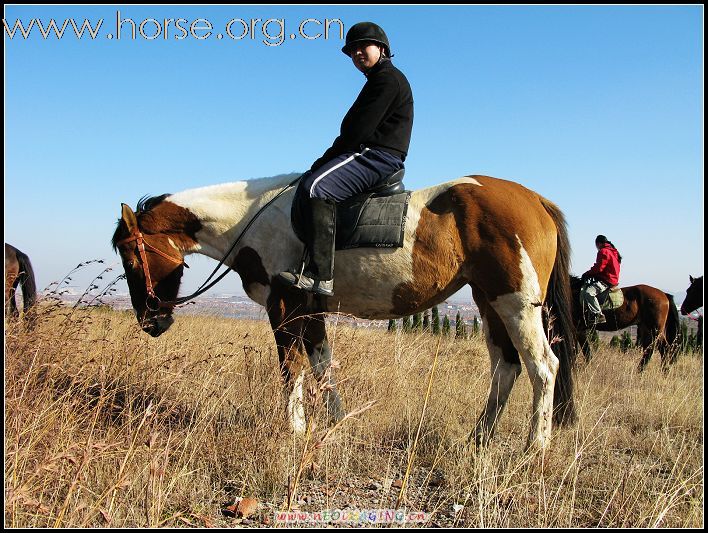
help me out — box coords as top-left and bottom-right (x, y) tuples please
(580, 234), (622, 326)
(279, 22), (414, 296)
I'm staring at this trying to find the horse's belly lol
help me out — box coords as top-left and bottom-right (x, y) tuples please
(330, 249), (411, 318)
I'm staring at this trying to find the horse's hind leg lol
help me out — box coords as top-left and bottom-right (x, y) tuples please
(655, 313), (674, 371)
(473, 289), (522, 447)
(7, 278), (20, 318)
(636, 325), (654, 372)
(491, 292), (559, 451)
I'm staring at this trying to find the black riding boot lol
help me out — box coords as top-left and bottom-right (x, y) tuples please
(306, 198), (336, 294)
(279, 198), (336, 296)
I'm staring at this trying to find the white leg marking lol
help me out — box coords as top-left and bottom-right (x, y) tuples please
(491, 237), (558, 450)
(287, 370), (306, 435)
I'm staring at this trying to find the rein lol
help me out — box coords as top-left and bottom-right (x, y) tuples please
(120, 174), (303, 310)
(685, 310), (703, 322)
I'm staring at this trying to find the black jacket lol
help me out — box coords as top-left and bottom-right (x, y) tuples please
(311, 58), (414, 171)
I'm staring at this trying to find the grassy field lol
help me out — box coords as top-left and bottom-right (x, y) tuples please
(4, 302), (703, 528)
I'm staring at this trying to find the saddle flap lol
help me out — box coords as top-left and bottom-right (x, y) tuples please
(600, 286), (624, 310)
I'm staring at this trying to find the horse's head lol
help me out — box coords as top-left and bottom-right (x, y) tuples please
(680, 275), (703, 315)
(112, 200), (198, 337)
(569, 275), (583, 293)
(568, 275), (584, 324)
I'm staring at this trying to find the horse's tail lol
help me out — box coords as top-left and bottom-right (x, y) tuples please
(664, 293), (680, 348)
(15, 248), (37, 314)
(540, 197), (577, 426)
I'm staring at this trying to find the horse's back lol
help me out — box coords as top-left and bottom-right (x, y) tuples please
(334, 175), (565, 317)
(409, 175), (561, 288)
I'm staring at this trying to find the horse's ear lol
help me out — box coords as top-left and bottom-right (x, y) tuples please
(121, 203), (139, 233)
(690, 275), (695, 283)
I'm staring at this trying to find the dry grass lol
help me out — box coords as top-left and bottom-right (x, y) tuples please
(4, 302), (703, 527)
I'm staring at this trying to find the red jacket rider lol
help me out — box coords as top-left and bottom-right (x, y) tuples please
(584, 242), (621, 286)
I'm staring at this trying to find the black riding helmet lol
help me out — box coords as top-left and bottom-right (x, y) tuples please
(341, 22), (391, 57)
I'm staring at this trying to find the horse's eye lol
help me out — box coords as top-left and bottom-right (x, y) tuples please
(122, 255), (139, 270)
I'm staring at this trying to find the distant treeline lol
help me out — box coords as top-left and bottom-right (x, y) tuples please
(387, 306), (481, 339)
(389, 307), (703, 354)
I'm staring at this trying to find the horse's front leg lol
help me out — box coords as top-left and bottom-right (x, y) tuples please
(267, 289), (310, 434)
(301, 311), (345, 423)
(266, 288), (345, 432)
(271, 323), (307, 434)
(577, 330), (593, 363)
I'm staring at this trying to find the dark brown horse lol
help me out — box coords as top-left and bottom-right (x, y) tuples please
(680, 275), (703, 315)
(570, 276), (679, 371)
(5, 243), (37, 326)
(112, 174), (578, 451)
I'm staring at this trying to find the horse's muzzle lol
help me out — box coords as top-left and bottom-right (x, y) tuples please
(139, 314), (174, 337)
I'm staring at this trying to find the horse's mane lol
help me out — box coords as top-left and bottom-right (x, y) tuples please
(136, 194), (171, 214)
(110, 173), (303, 251)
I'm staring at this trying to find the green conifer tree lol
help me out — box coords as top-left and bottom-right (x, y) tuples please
(455, 311), (465, 339)
(442, 315), (451, 336)
(432, 306), (441, 335)
(412, 312), (422, 332)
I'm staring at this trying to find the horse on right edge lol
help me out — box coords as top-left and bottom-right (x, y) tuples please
(680, 275), (703, 315)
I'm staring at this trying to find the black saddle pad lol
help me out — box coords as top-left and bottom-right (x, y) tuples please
(335, 191), (411, 250)
(291, 190), (411, 251)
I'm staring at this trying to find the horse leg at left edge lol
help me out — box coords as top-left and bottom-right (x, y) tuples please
(6, 275), (19, 318)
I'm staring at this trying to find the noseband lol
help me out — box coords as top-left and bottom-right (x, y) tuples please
(116, 230), (186, 311)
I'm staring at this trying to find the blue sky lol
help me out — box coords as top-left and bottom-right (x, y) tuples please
(4, 5), (703, 301)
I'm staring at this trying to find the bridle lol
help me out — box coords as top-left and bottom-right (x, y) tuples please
(116, 230), (187, 311)
(685, 310), (703, 322)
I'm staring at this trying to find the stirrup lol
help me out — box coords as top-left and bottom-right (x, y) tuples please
(311, 278), (334, 297)
(278, 270), (334, 296)
(278, 262), (314, 290)
(593, 314), (606, 324)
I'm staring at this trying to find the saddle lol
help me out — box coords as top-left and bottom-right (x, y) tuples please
(291, 169), (411, 250)
(598, 286), (624, 310)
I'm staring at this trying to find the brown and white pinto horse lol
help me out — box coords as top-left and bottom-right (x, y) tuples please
(680, 275), (703, 315)
(570, 276), (679, 371)
(5, 243), (37, 326)
(112, 174), (578, 451)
